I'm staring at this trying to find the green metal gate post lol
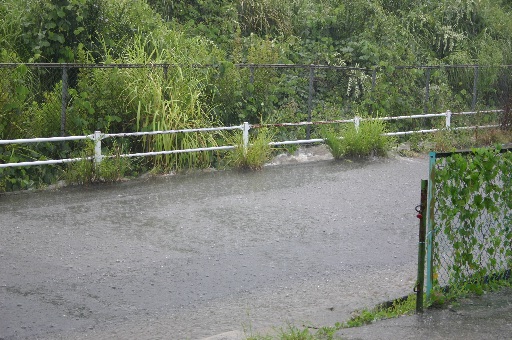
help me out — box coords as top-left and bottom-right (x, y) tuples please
(425, 152), (437, 302)
(416, 179), (428, 313)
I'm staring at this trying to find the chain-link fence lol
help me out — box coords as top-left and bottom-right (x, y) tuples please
(1, 63), (511, 140)
(1, 62), (511, 191)
(425, 147), (512, 300)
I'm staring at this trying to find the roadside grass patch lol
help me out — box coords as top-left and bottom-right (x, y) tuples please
(63, 140), (132, 184)
(245, 324), (342, 340)
(244, 294), (417, 339)
(227, 128), (274, 170)
(341, 294), (416, 328)
(427, 127), (512, 152)
(322, 119), (393, 159)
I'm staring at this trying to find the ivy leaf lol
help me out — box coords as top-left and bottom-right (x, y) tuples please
(74, 27), (85, 35)
(473, 194), (483, 208)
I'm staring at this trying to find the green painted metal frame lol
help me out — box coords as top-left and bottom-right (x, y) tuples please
(425, 151), (437, 301)
(416, 179), (428, 312)
(424, 145), (512, 302)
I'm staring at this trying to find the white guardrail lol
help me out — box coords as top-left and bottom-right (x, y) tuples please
(0, 110), (503, 168)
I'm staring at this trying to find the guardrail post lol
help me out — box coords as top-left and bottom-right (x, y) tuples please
(242, 122), (249, 155)
(445, 110), (452, 129)
(93, 131), (103, 167)
(354, 116), (361, 132)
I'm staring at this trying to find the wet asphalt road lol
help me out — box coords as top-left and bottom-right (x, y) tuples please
(0, 155), (428, 339)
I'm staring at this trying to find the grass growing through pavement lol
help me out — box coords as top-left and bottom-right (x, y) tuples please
(341, 294), (416, 328)
(245, 294), (416, 339)
(245, 324), (341, 340)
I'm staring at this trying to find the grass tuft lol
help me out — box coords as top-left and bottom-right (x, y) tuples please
(341, 294), (416, 328)
(227, 128), (274, 170)
(322, 119), (392, 159)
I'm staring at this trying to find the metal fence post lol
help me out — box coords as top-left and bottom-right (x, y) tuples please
(371, 67), (377, 91)
(426, 152), (437, 302)
(445, 110), (452, 129)
(472, 66), (479, 111)
(369, 68), (377, 115)
(93, 131), (103, 167)
(424, 68), (431, 115)
(163, 64), (168, 81)
(61, 66), (68, 137)
(416, 179), (428, 313)
(307, 65), (314, 139)
(242, 122), (249, 155)
(249, 65), (254, 84)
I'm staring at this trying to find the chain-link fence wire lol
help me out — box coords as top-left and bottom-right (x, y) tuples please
(428, 149), (512, 294)
(1, 63), (511, 191)
(1, 63), (511, 171)
(1, 63), (511, 139)
(0, 64), (84, 189)
(1, 63), (512, 152)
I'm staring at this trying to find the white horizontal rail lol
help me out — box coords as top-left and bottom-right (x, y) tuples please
(373, 113), (445, 121)
(452, 110), (503, 116)
(384, 128), (443, 136)
(270, 139), (325, 146)
(116, 145), (236, 158)
(383, 124), (499, 137)
(0, 135), (89, 145)
(452, 124), (501, 131)
(103, 125), (242, 138)
(254, 119), (355, 128)
(0, 157), (91, 168)
(0, 110), (504, 168)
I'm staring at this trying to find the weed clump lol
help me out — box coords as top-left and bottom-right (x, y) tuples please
(227, 128), (274, 170)
(342, 294), (416, 328)
(323, 119), (392, 159)
(63, 141), (132, 185)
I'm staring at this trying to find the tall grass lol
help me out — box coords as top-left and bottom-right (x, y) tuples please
(323, 119), (392, 159)
(70, 32), (224, 171)
(227, 128), (274, 170)
(126, 38), (218, 169)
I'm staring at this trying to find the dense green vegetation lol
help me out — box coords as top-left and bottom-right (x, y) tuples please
(1, 0), (512, 191)
(431, 146), (512, 301)
(323, 119), (392, 159)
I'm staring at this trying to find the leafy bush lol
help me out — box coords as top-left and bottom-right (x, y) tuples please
(0, 143), (63, 192)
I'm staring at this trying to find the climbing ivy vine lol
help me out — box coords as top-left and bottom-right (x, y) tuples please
(433, 146), (512, 294)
